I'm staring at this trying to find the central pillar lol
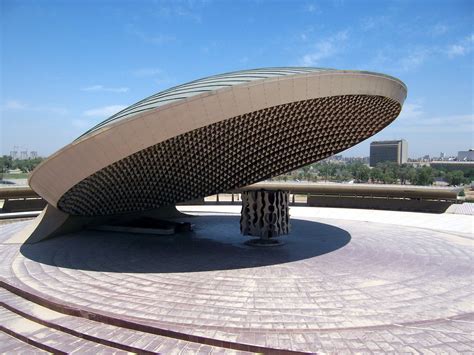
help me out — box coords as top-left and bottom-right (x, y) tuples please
(240, 189), (290, 245)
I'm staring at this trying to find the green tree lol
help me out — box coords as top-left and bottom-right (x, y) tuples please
(0, 155), (13, 172)
(446, 170), (466, 186)
(356, 164), (370, 182)
(399, 165), (412, 185)
(415, 167), (433, 186)
(407, 168), (417, 185)
(370, 167), (384, 183)
(382, 172), (396, 184)
(319, 163), (331, 181)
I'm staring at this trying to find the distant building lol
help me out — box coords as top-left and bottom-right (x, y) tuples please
(457, 149), (474, 161)
(430, 161), (474, 173)
(30, 151), (38, 159)
(9, 151), (18, 160)
(370, 140), (408, 167)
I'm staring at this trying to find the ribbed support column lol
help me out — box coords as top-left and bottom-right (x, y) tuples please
(240, 190), (290, 241)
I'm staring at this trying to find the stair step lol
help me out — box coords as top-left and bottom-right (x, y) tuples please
(0, 329), (50, 353)
(0, 287), (251, 354)
(0, 307), (127, 354)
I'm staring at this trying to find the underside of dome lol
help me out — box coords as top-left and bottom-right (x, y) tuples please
(59, 94), (400, 216)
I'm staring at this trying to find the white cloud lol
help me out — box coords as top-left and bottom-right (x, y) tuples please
(446, 33), (474, 58)
(360, 16), (389, 32)
(398, 102), (424, 120)
(447, 44), (466, 57)
(3, 100), (27, 110)
(81, 85), (129, 93)
(298, 30), (349, 66)
(126, 25), (175, 45)
(132, 68), (162, 77)
(304, 3), (320, 13)
(369, 33), (472, 73)
(298, 26), (315, 42)
(395, 100), (472, 133)
(157, 5), (202, 23)
(398, 49), (429, 71)
(1, 100), (68, 114)
(395, 114), (473, 133)
(430, 23), (449, 36)
(83, 105), (126, 118)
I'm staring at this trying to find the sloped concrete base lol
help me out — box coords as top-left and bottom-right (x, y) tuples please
(5, 204), (192, 244)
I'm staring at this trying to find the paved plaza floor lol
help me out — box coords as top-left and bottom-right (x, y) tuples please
(0, 206), (473, 353)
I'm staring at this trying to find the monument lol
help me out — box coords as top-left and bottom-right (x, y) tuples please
(14, 67), (407, 243)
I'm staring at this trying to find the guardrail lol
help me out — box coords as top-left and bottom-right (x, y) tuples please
(0, 183), (463, 215)
(0, 187), (46, 213)
(214, 183), (462, 213)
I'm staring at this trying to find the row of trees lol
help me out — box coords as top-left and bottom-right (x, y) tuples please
(1, 154), (471, 187)
(272, 161), (473, 186)
(0, 155), (45, 174)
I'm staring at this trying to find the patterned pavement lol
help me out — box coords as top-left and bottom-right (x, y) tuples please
(0, 207), (473, 353)
(446, 202), (474, 216)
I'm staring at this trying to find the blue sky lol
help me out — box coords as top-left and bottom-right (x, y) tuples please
(1, 0), (473, 158)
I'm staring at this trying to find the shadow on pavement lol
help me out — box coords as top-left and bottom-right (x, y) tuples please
(20, 215), (351, 273)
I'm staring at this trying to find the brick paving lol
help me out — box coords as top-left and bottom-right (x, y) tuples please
(446, 202), (474, 216)
(0, 207), (473, 353)
(0, 328), (49, 353)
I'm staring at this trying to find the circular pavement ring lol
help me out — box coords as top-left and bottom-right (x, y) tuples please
(0, 215), (469, 336)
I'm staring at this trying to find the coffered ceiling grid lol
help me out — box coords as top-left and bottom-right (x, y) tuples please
(58, 94), (400, 216)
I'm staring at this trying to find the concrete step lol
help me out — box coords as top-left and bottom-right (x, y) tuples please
(0, 287), (250, 354)
(0, 307), (127, 354)
(0, 329), (50, 353)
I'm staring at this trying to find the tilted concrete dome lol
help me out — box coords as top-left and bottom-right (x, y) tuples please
(29, 67), (407, 216)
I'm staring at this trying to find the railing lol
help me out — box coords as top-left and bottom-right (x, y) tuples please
(0, 183), (462, 215)
(0, 187), (46, 214)
(196, 183), (462, 213)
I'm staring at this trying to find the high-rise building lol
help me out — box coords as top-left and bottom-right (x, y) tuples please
(369, 140), (408, 167)
(9, 151), (18, 160)
(20, 150), (28, 160)
(457, 149), (474, 161)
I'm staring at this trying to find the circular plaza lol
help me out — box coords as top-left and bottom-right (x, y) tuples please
(1, 206), (472, 353)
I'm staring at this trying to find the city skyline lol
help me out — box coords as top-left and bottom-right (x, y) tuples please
(1, 0), (473, 157)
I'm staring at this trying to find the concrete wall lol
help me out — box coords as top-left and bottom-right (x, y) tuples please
(2, 198), (47, 213)
(307, 195), (452, 213)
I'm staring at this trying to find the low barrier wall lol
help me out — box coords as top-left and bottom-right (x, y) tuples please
(0, 184), (462, 214)
(0, 187), (46, 213)
(307, 195), (453, 213)
(2, 198), (47, 213)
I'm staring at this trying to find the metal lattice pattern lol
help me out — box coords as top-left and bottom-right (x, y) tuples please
(58, 95), (401, 216)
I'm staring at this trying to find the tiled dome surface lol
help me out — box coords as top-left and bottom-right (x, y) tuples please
(58, 94), (400, 216)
